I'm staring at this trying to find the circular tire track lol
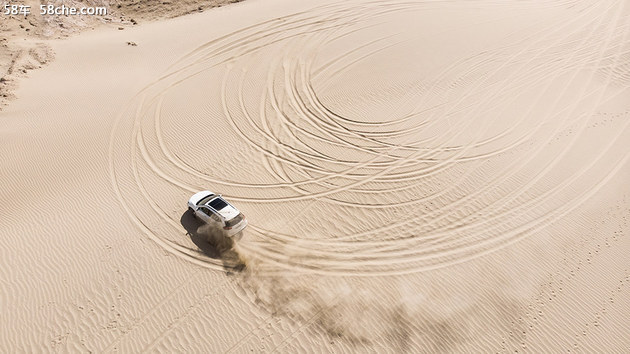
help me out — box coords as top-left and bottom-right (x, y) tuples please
(109, 0), (630, 276)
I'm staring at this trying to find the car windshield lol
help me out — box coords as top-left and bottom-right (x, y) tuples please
(225, 214), (243, 227)
(198, 195), (214, 205)
(208, 197), (228, 211)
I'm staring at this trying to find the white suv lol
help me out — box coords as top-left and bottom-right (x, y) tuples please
(187, 191), (248, 237)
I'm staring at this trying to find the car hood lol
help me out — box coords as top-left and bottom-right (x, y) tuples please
(189, 190), (214, 206)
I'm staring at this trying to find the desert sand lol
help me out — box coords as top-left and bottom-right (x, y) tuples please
(1, 0), (630, 352)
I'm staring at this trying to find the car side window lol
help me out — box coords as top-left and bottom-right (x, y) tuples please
(210, 213), (221, 222)
(200, 207), (211, 216)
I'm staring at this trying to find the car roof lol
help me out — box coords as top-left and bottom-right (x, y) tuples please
(202, 196), (240, 220)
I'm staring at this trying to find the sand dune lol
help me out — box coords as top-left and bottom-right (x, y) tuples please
(1, 0), (629, 352)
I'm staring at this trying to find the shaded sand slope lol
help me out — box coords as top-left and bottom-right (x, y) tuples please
(0, 0), (247, 109)
(2, 0), (630, 352)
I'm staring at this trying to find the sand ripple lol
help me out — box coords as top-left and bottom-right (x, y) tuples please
(109, 0), (630, 278)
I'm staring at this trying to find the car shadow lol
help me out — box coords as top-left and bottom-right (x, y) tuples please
(180, 210), (246, 273)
